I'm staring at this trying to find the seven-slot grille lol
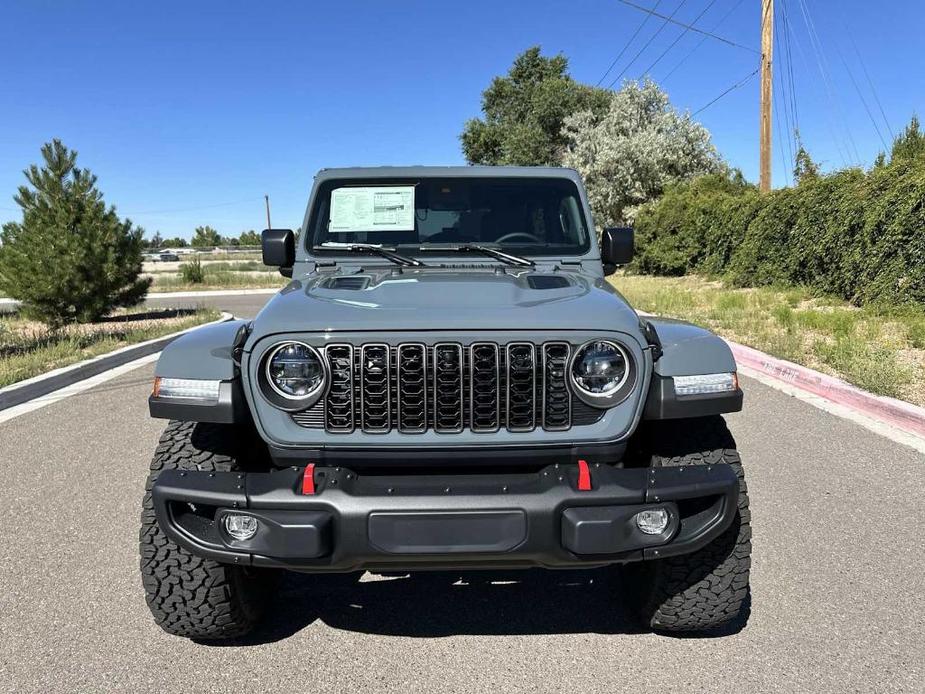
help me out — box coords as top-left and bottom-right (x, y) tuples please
(291, 341), (605, 434)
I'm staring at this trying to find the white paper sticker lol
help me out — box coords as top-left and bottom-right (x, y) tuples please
(329, 186), (415, 233)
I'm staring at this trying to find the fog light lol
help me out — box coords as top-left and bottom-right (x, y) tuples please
(224, 514), (258, 541)
(635, 508), (670, 535)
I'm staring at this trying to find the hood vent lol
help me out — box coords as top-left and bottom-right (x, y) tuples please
(319, 276), (369, 290)
(527, 275), (570, 290)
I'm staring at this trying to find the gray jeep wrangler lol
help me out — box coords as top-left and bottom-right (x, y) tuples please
(141, 167), (750, 640)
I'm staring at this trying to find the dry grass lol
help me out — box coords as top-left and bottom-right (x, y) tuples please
(0, 307), (220, 388)
(149, 269), (285, 291)
(609, 274), (925, 406)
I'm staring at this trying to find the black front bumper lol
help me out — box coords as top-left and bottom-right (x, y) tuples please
(152, 462), (739, 571)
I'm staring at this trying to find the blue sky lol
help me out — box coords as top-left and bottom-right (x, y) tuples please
(1, 0), (922, 239)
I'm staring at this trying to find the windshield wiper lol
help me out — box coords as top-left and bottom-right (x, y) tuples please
(418, 243), (534, 267)
(319, 242), (425, 267)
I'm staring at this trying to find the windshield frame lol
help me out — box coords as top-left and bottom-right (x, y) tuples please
(303, 175), (595, 260)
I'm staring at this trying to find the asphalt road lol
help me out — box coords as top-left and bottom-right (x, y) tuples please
(1, 293), (923, 693)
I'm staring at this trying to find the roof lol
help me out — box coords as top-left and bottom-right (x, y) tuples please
(314, 165), (581, 182)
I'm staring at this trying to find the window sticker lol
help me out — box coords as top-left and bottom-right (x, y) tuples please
(329, 186), (415, 232)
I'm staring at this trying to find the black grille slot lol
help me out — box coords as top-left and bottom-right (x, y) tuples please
(360, 344), (391, 432)
(397, 344), (427, 433)
(324, 344), (354, 432)
(291, 402), (324, 428)
(433, 343), (464, 432)
(469, 343), (500, 432)
(506, 343), (536, 431)
(542, 343), (571, 430)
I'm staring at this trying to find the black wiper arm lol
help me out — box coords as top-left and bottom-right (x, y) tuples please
(319, 242), (425, 267)
(418, 243), (534, 267)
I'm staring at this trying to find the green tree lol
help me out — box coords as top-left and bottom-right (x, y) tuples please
(146, 230), (164, 248)
(191, 225), (221, 247)
(238, 229), (261, 246)
(160, 237), (188, 248)
(793, 144), (819, 183)
(562, 79), (724, 226)
(460, 46), (610, 166)
(0, 140), (150, 326)
(890, 115), (925, 163)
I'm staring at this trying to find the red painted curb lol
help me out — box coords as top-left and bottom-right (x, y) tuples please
(729, 340), (925, 439)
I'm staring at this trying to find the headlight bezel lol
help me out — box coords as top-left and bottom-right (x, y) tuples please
(258, 340), (328, 411)
(568, 339), (636, 408)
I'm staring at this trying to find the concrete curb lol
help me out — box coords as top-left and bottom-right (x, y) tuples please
(728, 340), (925, 440)
(0, 312), (234, 412)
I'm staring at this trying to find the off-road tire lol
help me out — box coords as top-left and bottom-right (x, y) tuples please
(140, 420), (273, 640)
(624, 416), (751, 633)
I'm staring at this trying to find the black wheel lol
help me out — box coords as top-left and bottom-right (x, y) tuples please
(623, 416), (752, 634)
(139, 420), (275, 640)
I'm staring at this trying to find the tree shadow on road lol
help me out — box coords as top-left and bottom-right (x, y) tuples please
(204, 568), (748, 646)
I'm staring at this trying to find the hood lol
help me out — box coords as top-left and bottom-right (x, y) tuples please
(248, 267), (642, 336)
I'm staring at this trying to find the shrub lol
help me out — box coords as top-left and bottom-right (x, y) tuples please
(631, 123), (925, 307)
(0, 140), (150, 326)
(179, 256), (205, 283)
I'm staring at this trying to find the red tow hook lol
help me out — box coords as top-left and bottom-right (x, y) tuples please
(577, 460), (592, 491)
(301, 463), (316, 495)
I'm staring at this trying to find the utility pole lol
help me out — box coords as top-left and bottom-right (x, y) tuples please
(264, 194), (272, 230)
(759, 0), (774, 192)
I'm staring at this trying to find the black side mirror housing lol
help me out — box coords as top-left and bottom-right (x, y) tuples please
(262, 229), (295, 276)
(601, 227), (634, 275)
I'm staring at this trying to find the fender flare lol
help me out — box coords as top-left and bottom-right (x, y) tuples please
(149, 319), (250, 423)
(642, 317), (743, 420)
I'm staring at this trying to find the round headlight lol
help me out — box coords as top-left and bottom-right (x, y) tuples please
(570, 340), (633, 406)
(266, 342), (324, 400)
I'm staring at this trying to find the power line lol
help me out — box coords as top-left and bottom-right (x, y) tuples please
(779, 0), (849, 167)
(779, 1), (800, 137)
(846, 32), (894, 141)
(597, 0), (666, 86)
(615, 0), (759, 55)
(608, 0), (690, 88)
(836, 45), (888, 151)
(692, 65), (760, 116)
(796, 0), (861, 164)
(774, 1), (795, 175)
(773, 56), (793, 185)
(661, 0), (747, 82)
(125, 198), (264, 216)
(638, 0), (719, 78)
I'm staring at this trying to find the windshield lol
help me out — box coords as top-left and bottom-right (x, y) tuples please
(307, 177), (591, 257)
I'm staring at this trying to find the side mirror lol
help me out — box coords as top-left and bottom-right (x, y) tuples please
(262, 229), (295, 275)
(601, 227), (634, 275)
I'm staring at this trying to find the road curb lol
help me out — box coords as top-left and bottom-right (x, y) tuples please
(0, 312), (234, 412)
(728, 340), (925, 440)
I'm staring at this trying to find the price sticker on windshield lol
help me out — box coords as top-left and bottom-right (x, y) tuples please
(329, 186), (415, 233)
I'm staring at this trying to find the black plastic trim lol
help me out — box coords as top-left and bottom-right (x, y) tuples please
(643, 374), (743, 420)
(151, 462), (739, 571)
(148, 380), (245, 424)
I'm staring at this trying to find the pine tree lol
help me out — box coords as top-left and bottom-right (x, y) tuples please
(191, 225), (222, 247)
(890, 115), (925, 163)
(0, 140), (150, 326)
